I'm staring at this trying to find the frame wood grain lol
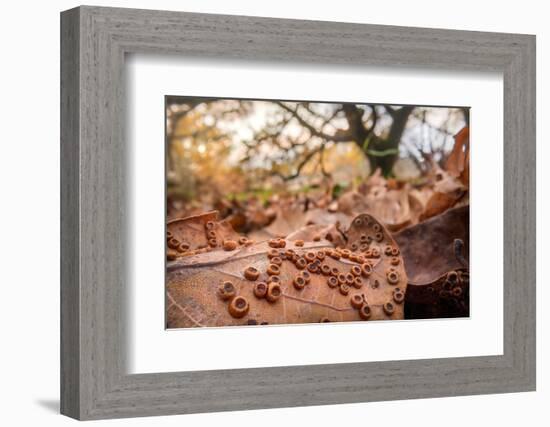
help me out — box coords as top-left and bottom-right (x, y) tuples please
(60, 5), (536, 420)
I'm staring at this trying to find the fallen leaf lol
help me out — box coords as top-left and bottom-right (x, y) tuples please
(394, 205), (469, 285)
(445, 127), (470, 187)
(338, 186), (414, 231)
(236, 198), (277, 231)
(286, 223), (346, 248)
(166, 211), (243, 258)
(407, 188), (432, 225)
(166, 214), (407, 328)
(337, 190), (369, 216)
(420, 161), (467, 221)
(405, 268), (469, 319)
(249, 202), (352, 240)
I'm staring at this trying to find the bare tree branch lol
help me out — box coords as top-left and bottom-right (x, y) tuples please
(275, 102), (353, 143)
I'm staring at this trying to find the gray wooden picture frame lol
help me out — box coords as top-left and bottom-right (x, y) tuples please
(60, 5), (536, 420)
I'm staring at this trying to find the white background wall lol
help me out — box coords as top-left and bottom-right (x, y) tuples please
(0, 0), (546, 425)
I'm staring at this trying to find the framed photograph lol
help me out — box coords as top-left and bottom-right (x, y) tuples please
(164, 96), (470, 328)
(61, 6), (536, 420)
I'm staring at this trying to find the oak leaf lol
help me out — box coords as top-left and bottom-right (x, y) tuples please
(166, 211), (242, 259)
(166, 214), (407, 328)
(445, 127), (470, 188)
(405, 268), (469, 319)
(394, 205), (469, 285)
(249, 202), (351, 240)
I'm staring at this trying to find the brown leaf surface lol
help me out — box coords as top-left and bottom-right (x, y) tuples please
(166, 214), (407, 328)
(166, 211), (243, 259)
(420, 161), (468, 221)
(394, 205), (469, 285)
(224, 198), (277, 232)
(249, 203), (352, 240)
(445, 127), (470, 187)
(405, 268), (469, 319)
(338, 189), (414, 231)
(286, 223), (346, 248)
(338, 171), (424, 231)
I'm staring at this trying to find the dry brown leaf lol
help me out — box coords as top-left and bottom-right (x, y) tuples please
(286, 223), (346, 248)
(341, 213), (409, 314)
(225, 211), (248, 232)
(166, 203), (209, 223)
(338, 187), (414, 232)
(358, 167), (386, 194)
(337, 191), (369, 216)
(166, 211), (243, 258)
(445, 127), (470, 188)
(338, 169), (423, 231)
(420, 161), (467, 221)
(250, 203), (352, 240)
(394, 205), (469, 285)
(216, 198), (277, 233)
(166, 214), (407, 328)
(405, 268), (469, 319)
(407, 188), (432, 225)
(420, 192), (459, 221)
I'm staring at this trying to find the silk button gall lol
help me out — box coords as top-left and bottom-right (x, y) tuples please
(228, 296), (250, 318)
(244, 266), (260, 281)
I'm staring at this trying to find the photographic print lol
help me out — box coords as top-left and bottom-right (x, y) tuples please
(165, 97), (469, 329)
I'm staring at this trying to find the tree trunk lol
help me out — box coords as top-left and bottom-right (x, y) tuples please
(364, 106), (413, 176)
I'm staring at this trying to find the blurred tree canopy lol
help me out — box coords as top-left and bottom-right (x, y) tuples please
(166, 97), (467, 204)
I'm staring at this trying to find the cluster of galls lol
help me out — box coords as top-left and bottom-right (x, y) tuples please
(217, 276), (278, 322)
(325, 245), (403, 319)
(246, 263), (283, 304)
(218, 235), (406, 322)
(166, 221), (256, 260)
(166, 230), (190, 258)
(217, 261), (284, 319)
(406, 268), (469, 318)
(217, 281), (250, 319)
(204, 221), (254, 251)
(438, 270), (468, 300)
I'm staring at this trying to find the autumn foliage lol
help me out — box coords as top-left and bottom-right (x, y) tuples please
(165, 99), (470, 328)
